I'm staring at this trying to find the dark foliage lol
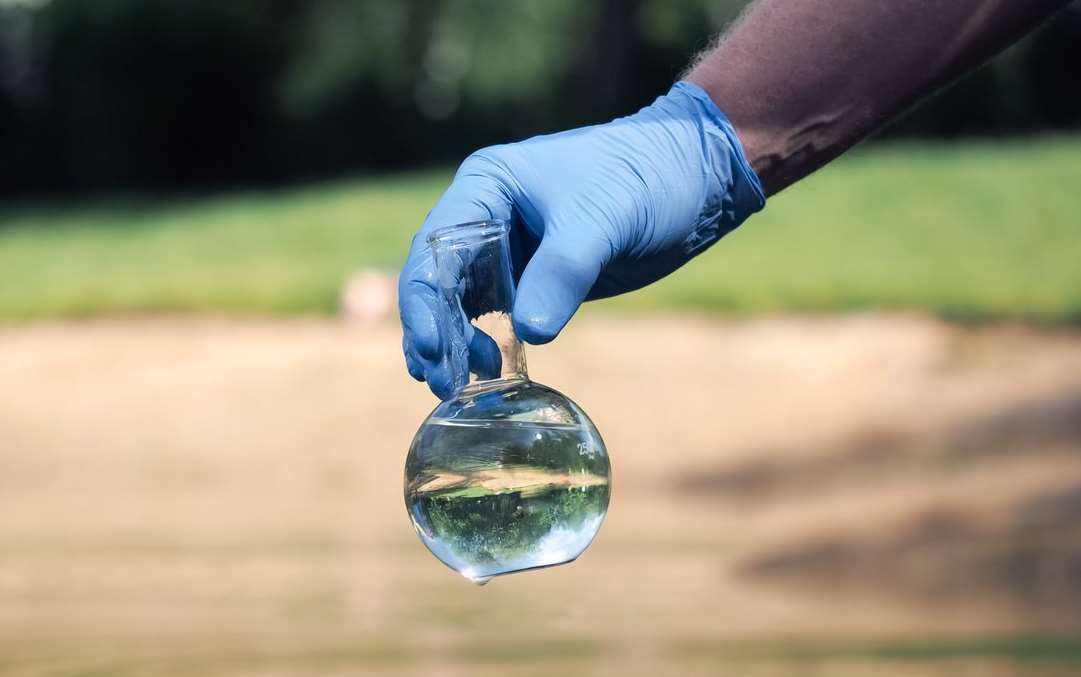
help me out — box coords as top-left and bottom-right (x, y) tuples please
(1, 0), (1078, 198)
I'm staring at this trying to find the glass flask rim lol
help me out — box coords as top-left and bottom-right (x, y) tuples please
(427, 219), (508, 249)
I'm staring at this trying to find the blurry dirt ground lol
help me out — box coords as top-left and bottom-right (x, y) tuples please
(1, 314), (1080, 676)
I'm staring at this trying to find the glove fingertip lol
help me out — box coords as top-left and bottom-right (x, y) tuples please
(512, 309), (563, 345)
(468, 327), (503, 379)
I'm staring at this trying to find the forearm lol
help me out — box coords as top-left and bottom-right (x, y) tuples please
(688, 0), (1071, 194)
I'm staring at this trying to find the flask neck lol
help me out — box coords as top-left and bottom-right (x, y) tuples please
(466, 311), (528, 386)
(429, 220), (528, 394)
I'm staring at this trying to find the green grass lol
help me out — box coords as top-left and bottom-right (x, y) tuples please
(624, 135), (1081, 323)
(1, 137), (1079, 322)
(0, 170), (450, 319)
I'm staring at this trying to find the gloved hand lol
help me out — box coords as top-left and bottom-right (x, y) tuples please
(399, 80), (766, 399)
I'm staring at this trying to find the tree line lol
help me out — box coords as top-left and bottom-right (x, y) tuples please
(1, 0), (1078, 198)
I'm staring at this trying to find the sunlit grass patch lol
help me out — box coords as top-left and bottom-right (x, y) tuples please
(3, 137), (1080, 322)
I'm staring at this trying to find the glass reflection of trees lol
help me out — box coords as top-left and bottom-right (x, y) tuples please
(421, 484), (608, 565)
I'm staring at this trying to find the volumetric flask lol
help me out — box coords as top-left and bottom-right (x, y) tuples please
(404, 220), (611, 585)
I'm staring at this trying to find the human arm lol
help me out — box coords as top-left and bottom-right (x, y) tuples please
(687, 0), (1072, 194)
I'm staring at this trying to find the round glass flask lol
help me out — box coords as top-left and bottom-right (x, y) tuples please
(404, 220), (611, 585)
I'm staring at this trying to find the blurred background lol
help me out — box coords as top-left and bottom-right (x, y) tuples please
(3, 0), (1081, 196)
(1, 0), (1080, 675)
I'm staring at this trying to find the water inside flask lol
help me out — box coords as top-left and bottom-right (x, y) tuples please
(404, 220), (611, 584)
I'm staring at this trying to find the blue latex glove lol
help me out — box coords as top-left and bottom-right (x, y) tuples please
(400, 81), (766, 399)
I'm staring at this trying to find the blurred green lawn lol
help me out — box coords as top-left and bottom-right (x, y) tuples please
(1, 137), (1079, 322)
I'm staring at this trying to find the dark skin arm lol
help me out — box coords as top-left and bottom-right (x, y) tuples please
(688, 0), (1073, 195)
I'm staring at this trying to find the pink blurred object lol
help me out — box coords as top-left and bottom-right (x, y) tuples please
(341, 270), (398, 324)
